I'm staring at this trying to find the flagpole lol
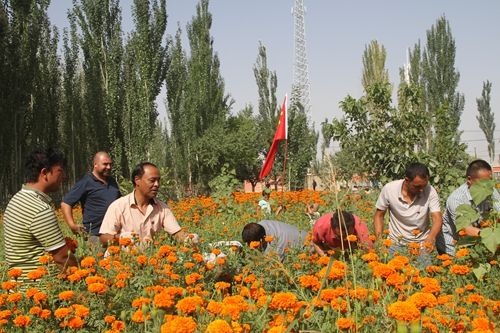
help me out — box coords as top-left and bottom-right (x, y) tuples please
(281, 140), (288, 192)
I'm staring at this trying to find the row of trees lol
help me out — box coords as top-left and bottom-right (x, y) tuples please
(320, 16), (496, 195)
(0, 0), (317, 205)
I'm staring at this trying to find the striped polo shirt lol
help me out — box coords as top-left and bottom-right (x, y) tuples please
(3, 185), (66, 283)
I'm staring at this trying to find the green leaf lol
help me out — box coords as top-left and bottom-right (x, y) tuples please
(469, 179), (496, 206)
(472, 263), (491, 280)
(480, 227), (500, 254)
(455, 204), (481, 231)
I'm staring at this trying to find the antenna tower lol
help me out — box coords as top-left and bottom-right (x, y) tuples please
(291, 0), (311, 113)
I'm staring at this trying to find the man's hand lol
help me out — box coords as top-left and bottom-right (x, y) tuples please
(422, 235), (436, 253)
(69, 223), (85, 235)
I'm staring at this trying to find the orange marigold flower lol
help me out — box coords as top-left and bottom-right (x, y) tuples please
(7, 292), (23, 303)
(131, 309), (148, 323)
(26, 267), (47, 280)
(81, 256), (96, 268)
(361, 252), (379, 262)
(471, 317), (494, 331)
(39, 254), (52, 264)
(104, 315), (116, 324)
(0, 310), (12, 320)
(2, 281), (17, 291)
(136, 255), (148, 265)
(58, 290), (75, 301)
(346, 234), (357, 242)
(450, 264), (470, 275)
(298, 275), (321, 291)
(176, 296), (204, 314)
(40, 309), (51, 319)
(418, 277), (441, 294)
(372, 263), (396, 279)
(206, 319), (233, 333)
(30, 306), (42, 316)
(349, 287), (368, 300)
(408, 292), (438, 309)
(154, 291), (175, 309)
(72, 304), (90, 318)
(249, 241), (261, 249)
(215, 281), (231, 291)
(160, 315), (197, 333)
(185, 273), (203, 285)
(54, 307), (72, 320)
(425, 265), (442, 274)
(465, 284), (475, 291)
(107, 246), (120, 255)
(269, 292), (298, 310)
(336, 317), (355, 330)
(264, 235), (274, 243)
(67, 316), (85, 329)
(132, 297), (151, 308)
(33, 291), (48, 304)
(382, 239), (392, 247)
(387, 300), (421, 322)
(320, 287), (346, 302)
(13, 315), (31, 327)
(88, 282), (108, 294)
(119, 237), (133, 247)
(112, 320), (126, 331)
(207, 300), (223, 315)
(454, 248), (469, 258)
(7, 268), (23, 279)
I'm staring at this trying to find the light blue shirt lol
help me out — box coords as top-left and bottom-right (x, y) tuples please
(436, 183), (500, 256)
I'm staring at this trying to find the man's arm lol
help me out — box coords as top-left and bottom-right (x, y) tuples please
(423, 211), (442, 252)
(49, 244), (78, 271)
(373, 209), (386, 239)
(312, 241), (326, 256)
(100, 233), (118, 245)
(61, 202), (85, 234)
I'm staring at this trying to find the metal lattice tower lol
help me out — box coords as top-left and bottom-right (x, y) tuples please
(291, 0), (311, 113)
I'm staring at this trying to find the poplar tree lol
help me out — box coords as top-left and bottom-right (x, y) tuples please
(476, 81), (495, 162)
(123, 0), (168, 174)
(185, 0), (232, 192)
(72, 0), (125, 173)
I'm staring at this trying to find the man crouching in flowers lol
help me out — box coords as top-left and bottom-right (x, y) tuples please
(99, 162), (198, 249)
(312, 210), (372, 256)
(241, 220), (308, 261)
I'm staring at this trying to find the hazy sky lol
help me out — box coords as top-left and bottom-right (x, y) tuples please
(48, 0), (500, 161)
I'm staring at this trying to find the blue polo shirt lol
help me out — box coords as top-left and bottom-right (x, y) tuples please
(63, 173), (121, 235)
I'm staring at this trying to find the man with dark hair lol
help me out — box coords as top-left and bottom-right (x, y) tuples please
(242, 220), (307, 260)
(99, 162), (197, 246)
(61, 152), (120, 245)
(312, 210), (372, 256)
(3, 147), (78, 285)
(436, 159), (500, 256)
(373, 162), (442, 258)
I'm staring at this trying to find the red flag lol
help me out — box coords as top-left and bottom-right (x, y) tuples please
(259, 95), (287, 180)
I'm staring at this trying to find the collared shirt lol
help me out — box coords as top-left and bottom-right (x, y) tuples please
(3, 185), (66, 283)
(312, 213), (372, 250)
(258, 220), (307, 260)
(436, 183), (500, 256)
(376, 179), (441, 244)
(63, 173), (121, 235)
(99, 191), (181, 241)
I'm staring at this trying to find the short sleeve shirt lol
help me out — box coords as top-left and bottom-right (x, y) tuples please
(99, 191), (181, 241)
(3, 186), (66, 282)
(312, 213), (372, 250)
(376, 179), (441, 244)
(63, 173), (121, 235)
(258, 220), (307, 260)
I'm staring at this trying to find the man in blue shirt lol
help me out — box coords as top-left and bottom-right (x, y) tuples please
(61, 152), (121, 244)
(436, 159), (500, 256)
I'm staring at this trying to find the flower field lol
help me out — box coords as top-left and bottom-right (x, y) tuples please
(0, 190), (498, 332)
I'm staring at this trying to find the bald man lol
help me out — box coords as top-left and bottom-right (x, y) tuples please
(62, 152), (121, 243)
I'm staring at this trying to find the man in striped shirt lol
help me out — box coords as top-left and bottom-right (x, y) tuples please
(436, 159), (500, 256)
(3, 148), (78, 284)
